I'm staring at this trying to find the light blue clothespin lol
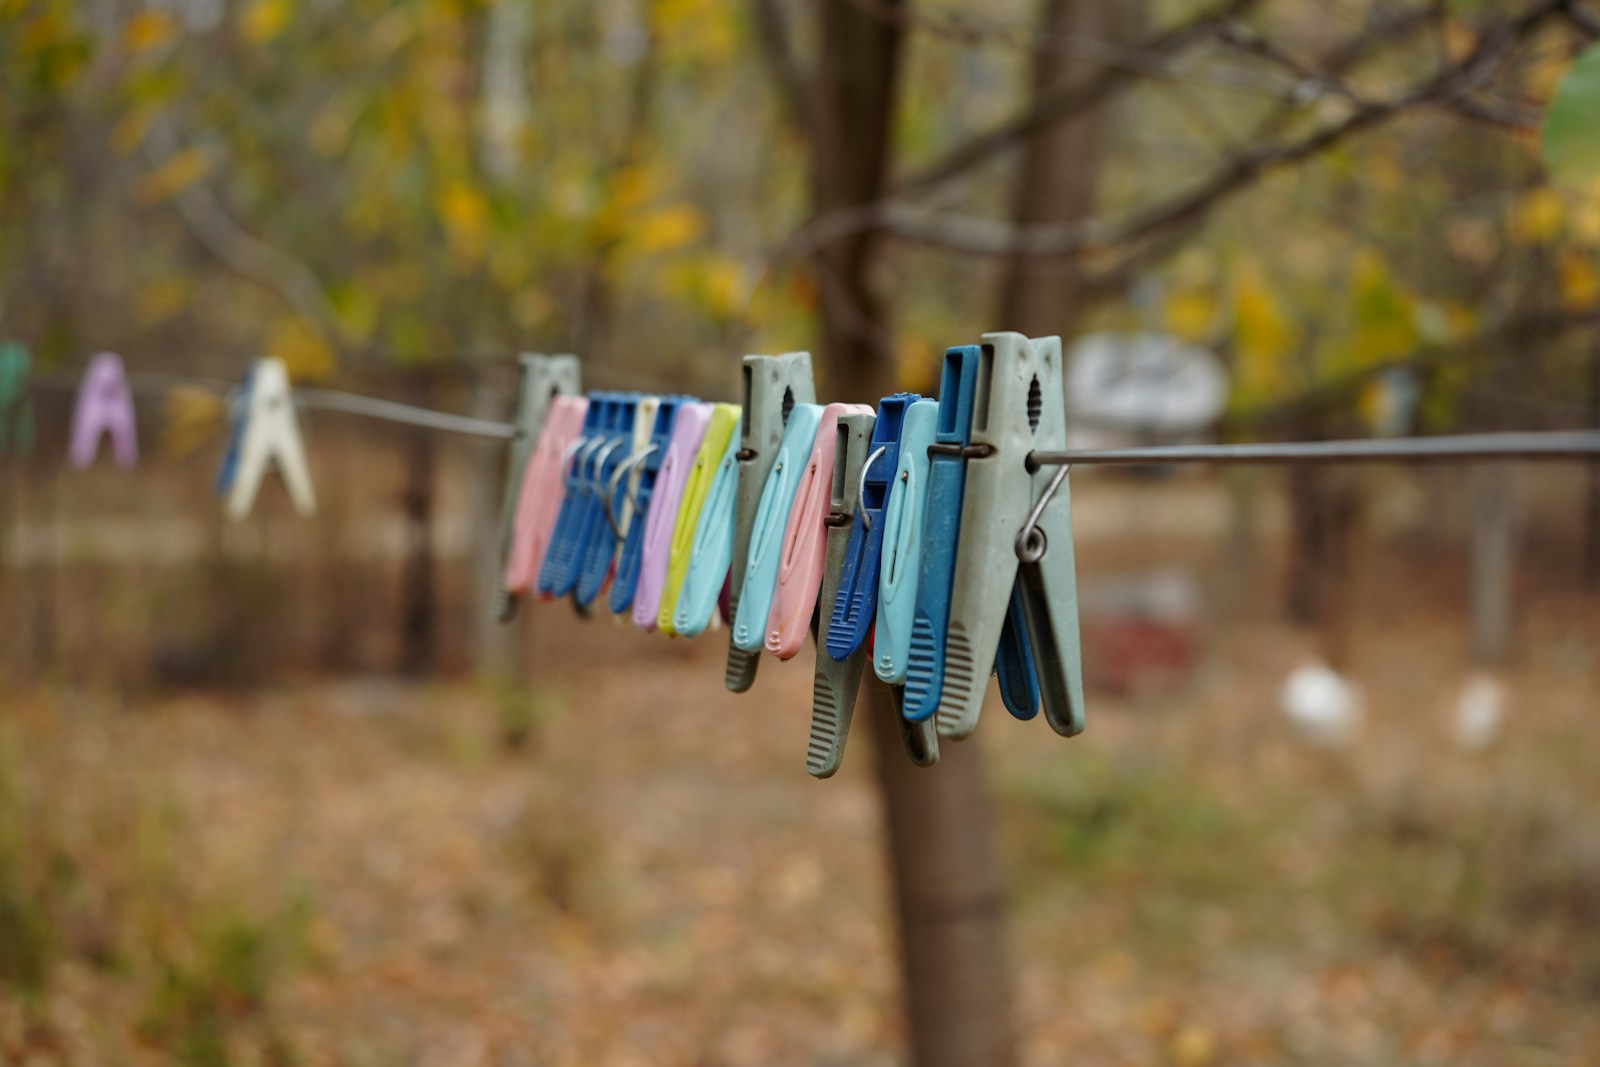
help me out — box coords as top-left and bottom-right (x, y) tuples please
(672, 417), (741, 636)
(874, 398), (938, 685)
(729, 402), (824, 653)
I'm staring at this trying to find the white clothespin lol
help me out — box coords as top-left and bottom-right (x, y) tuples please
(224, 357), (317, 520)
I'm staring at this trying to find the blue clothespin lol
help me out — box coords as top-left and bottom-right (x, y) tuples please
(825, 392), (919, 661)
(902, 347), (1038, 723)
(215, 366), (255, 495)
(537, 395), (608, 599)
(608, 396), (691, 614)
(572, 392), (642, 606)
(729, 402), (825, 653)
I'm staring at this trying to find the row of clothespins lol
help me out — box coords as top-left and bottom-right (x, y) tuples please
(495, 332), (1085, 778)
(0, 341), (318, 520)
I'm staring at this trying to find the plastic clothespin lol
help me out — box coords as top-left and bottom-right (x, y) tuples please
(725, 352), (817, 692)
(938, 332), (1085, 739)
(729, 402), (824, 655)
(222, 358), (316, 520)
(630, 401), (713, 631)
(764, 402), (874, 661)
(0, 342), (35, 457)
(902, 348), (1039, 725)
(614, 395), (661, 551)
(807, 412), (875, 777)
(608, 396), (690, 614)
(504, 395), (590, 598)
(539, 392), (639, 602)
(671, 406), (742, 636)
(810, 413), (939, 775)
(573, 393), (643, 607)
(873, 398), (937, 685)
(659, 403), (740, 635)
(825, 393), (920, 662)
(494, 354), (581, 621)
(69, 352), (139, 469)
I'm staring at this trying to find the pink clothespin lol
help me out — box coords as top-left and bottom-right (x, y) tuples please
(504, 395), (590, 595)
(69, 352), (138, 469)
(764, 402), (873, 660)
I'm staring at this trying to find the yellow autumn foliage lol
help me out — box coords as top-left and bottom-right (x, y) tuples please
(136, 147), (214, 204)
(265, 319), (337, 382)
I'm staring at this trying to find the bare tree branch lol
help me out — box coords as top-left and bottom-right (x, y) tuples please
(793, 0), (1572, 264)
(142, 126), (343, 342)
(892, 0), (1264, 202)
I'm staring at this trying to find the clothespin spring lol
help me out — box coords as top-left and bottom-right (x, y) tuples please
(604, 444), (657, 538)
(1016, 463), (1070, 564)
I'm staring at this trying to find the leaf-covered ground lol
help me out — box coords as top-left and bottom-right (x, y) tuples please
(3, 594), (1598, 1066)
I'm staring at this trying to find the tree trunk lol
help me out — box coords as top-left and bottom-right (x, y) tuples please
(399, 378), (438, 675)
(811, 3), (1017, 1063)
(999, 0), (1140, 335)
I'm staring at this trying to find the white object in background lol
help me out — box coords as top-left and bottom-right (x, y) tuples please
(1280, 658), (1363, 748)
(1452, 674), (1505, 751)
(227, 358), (317, 520)
(1066, 331), (1230, 435)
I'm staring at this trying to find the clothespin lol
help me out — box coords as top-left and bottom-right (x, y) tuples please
(873, 398), (937, 685)
(69, 352), (138, 469)
(505, 396), (588, 601)
(607, 396), (690, 614)
(901, 347), (1040, 725)
(729, 402), (824, 655)
(671, 404), (743, 636)
(538, 392), (639, 603)
(630, 401), (713, 631)
(825, 392), (920, 662)
(807, 412), (876, 777)
(494, 354), (580, 621)
(221, 358), (316, 519)
(573, 393), (643, 607)
(658, 402), (740, 634)
(0, 342), (35, 457)
(725, 352), (816, 691)
(612, 395), (661, 558)
(809, 412), (939, 777)
(938, 332), (1085, 739)
(504, 394), (590, 598)
(765, 402), (874, 660)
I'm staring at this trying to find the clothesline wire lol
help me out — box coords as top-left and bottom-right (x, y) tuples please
(25, 365), (1600, 466)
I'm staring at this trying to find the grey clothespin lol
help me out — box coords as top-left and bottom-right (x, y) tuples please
(495, 353), (581, 621)
(725, 351), (816, 692)
(936, 332), (1086, 740)
(808, 412), (875, 777)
